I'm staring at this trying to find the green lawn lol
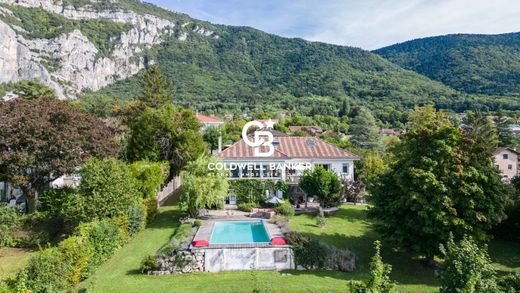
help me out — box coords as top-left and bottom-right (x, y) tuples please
(0, 248), (36, 280)
(79, 199), (520, 293)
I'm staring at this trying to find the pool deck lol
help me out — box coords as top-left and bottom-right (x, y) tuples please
(191, 215), (287, 250)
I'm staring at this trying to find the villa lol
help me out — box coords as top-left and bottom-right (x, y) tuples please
(216, 134), (359, 203)
(196, 113), (224, 131)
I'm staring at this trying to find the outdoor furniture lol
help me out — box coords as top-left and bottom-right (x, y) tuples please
(322, 207), (339, 215)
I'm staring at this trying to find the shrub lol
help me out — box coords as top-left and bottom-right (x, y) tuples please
(315, 208), (327, 228)
(237, 202), (257, 212)
(21, 247), (69, 292)
(127, 203), (147, 236)
(347, 241), (395, 293)
(287, 231), (355, 271)
(58, 236), (93, 284)
(76, 220), (125, 275)
(143, 196), (158, 223)
(79, 158), (141, 222)
(498, 273), (520, 292)
(437, 235), (498, 293)
(0, 204), (24, 247)
(38, 187), (83, 232)
(229, 179), (276, 204)
(129, 161), (169, 198)
(141, 255), (158, 273)
(194, 219), (202, 227)
(275, 202), (295, 217)
(275, 180), (289, 199)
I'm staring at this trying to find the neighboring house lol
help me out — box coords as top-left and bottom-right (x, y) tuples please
(380, 128), (405, 137)
(196, 113), (224, 131)
(288, 125), (323, 136)
(509, 125), (520, 135)
(493, 147), (520, 181)
(1, 174), (79, 205)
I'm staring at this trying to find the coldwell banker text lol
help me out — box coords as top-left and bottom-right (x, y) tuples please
(207, 162), (312, 171)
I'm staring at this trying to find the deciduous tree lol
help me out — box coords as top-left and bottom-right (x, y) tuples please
(300, 166), (341, 207)
(368, 106), (509, 263)
(0, 98), (118, 211)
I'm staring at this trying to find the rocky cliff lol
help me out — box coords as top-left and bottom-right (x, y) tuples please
(0, 0), (216, 98)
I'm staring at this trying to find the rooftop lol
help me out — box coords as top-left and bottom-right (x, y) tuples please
(217, 136), (359, 160)
(196, 113), (223, 123)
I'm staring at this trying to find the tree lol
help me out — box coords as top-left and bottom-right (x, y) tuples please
(13, 80), (56, 100)
(299, 166), (341, 207)
(338, 98), (350, 117)
(348, 241), (396, 293)
(463, 111), (498, 156)
(437, 235), (498, 293)
(342, 179), (366, 204)
(368, 106), (509, 263)
(78, 158), (140, 221)
(496, 111), (513, 147)
(203, 126), (220, 152)
(180, 156), (228, 217)
(355, 151), (387, 187)
(0, 98), (118, 211)
(137, 65), (172, 109)
(349, 107), (380, 150)
(128, 161), (169, 198)
(126, 104), (205, 174)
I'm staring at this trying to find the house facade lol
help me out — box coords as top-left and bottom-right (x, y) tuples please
(216, 136), (359, 184)
(493, 147), (520, 181)
(196, 113), (224, 131)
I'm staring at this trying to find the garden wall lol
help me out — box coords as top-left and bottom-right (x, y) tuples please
(203, 247), (294, 272)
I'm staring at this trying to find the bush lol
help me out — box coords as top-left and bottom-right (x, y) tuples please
(287, 231), (355, 271)
(237, 202), (257, 212)
(127, 203), (147, 236)
(129, 161), (170, 198)
(315, 208), (327, 228)
(0, 204), (25, 247)
(275, 180), (289, 199)
(229, 179), (276, 204)
(76, 220), (125, 275)
(498, 273), (520, 292)
(275, 202), (295, 217)
(194, 219), (202, 227)
(141, 255), (158, 273)
(79, 158), (141, 222)
(143, 196), (158, 223)
(437, 235), (498, 293)
(38, 187), (83, 233)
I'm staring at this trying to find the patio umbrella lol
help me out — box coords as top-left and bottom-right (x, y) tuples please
(266, 197), (284, 204)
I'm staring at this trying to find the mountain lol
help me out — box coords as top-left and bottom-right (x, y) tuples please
(3, 0), (518, 115)
(375, 33), (520, 96)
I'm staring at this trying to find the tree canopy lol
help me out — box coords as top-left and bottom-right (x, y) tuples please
(0, 97), (118, 211)
(368, 105), (509, 262)
(299, 166), (341, 207)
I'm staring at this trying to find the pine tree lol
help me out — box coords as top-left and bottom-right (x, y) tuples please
(338, 98), (350, 117)
(349, 107), (380, 150)
(137, 64), (173, 109)
(463, 111), (498, 157)
(496, 111), (513, 147)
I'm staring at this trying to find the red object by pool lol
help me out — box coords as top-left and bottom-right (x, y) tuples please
(192, 240), (209, 247)
(270, 237), (286, 245)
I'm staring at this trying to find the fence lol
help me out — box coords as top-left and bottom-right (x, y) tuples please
(157, 176), (181, 206)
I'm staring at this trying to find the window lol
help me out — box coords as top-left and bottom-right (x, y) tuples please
(508, 164), (513, 170)
(317, 164), (330, 170)
(503, 154), (509, 159)
(342, 163), (349, 174)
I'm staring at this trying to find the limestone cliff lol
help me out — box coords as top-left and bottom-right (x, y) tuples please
(0, 0), (217, 98)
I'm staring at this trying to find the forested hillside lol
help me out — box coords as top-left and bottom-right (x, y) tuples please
(375, 33), (520, 96)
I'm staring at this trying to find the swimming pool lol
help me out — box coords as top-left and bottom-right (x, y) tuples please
(210, 221), (270, 244)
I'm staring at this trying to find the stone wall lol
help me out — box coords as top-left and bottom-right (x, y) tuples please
(150, 250), (205, 275)
(204, 247), (294, 272)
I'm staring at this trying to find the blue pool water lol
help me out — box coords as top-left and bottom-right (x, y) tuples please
(210, 221), (270, 244)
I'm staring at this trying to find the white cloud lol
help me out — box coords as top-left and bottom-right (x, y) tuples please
(156, 0), (520, 49)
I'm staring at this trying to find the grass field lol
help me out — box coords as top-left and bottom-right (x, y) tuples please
(0, 248), (36, 280)
(79, 197), (520, 292)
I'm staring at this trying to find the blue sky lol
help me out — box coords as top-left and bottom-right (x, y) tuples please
(149, 0), (520, 50)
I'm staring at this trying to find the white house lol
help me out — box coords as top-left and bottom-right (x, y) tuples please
(216, 135), (359, 203)
(196, 113), (224, 131)
(493, 147), (520, 181)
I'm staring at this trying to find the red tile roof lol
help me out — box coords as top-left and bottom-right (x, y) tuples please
(217, 136), (359, 159)
(196, 113), (223, 123)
